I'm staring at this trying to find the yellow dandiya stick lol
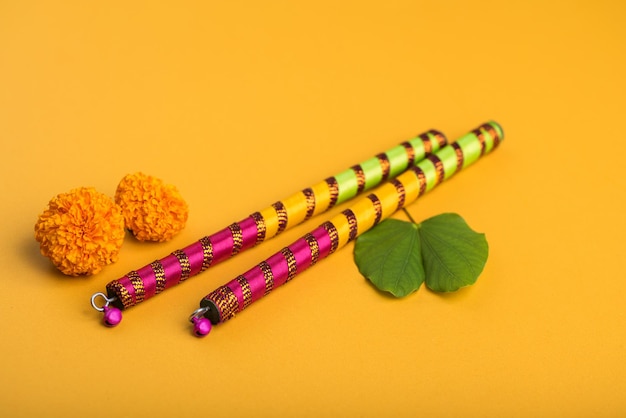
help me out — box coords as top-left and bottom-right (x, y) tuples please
(91, 129), (447, 326)
(190, 121), (504, 337)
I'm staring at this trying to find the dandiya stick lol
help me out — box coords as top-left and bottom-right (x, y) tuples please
(190, 121), (503, 336)
(91, 129), (447, 325)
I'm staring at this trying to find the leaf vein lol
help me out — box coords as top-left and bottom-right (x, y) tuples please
(422, 230), (479, 276)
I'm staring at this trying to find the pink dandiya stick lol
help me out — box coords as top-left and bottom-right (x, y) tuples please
(90, 130), (447, 326)
(189, 121), (503, 337)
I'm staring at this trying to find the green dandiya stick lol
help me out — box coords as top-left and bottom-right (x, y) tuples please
(91, 129), (447, 326)
(190, 121), (504, 336)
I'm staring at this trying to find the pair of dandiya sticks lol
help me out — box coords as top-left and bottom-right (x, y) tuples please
(90, 121), (504, 337)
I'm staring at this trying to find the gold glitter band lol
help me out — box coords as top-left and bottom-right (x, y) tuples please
(367, 194), (383, 225)
(410, 166), (428, 197)
(206, 285), (239, 322)
(391, 178), (406, 211)
(304, 233), (320, 266)
(401, 141), (416, 166)
(432, 130), (447, 148)
(199, 236), (213, 272)
(342, 209), (358, 242)
(302, 188), (316, 221)
(351, 164), (366, 194)
(127, 270), (145, 304)
(250, 212), (266, 245)
(322, 221), (340, 254)
(376, 153), (391, 181)
(235, 275), (252, 308)
(172, 249), (191, 283)
(281, 247), (298, 281)
(473, 128), (487, 156)
(106, 280), (133, 309)
(427, 154), (445, 185)
(259, 260), (274, 296)
(481, 123), (501, 148)
(418, 133), (432, 155)
(451, 142), (464, 172)
(150, 260), (166, 294)
(325, 177), (339, 209)
(228, 222), (243, 255)
(272, 201), (288, 234)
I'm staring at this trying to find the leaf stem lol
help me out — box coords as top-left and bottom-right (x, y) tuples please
(402, 208), (418, 224)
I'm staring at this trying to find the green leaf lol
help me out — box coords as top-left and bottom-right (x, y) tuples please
(354, 212), (489, 297)
(419, 213), (488, 292)
(353, 219), (425, 297)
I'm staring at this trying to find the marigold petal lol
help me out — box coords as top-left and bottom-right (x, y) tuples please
(115, 172), (189, 242)
(34, 187), (125, 276)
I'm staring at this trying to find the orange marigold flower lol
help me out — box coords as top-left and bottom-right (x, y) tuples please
(34, 187), (125, 276)
(115, 172), (189, 242)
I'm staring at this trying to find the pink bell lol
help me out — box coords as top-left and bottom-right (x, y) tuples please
(192, 317), (212, 337)
(103, 306), (122, 327)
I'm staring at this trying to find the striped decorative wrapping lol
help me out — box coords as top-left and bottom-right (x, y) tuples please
(105, 130), (446, 310)
(198, 121), (504, 326)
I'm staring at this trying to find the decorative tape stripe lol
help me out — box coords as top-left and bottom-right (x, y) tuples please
(199, 236), (213, 272)
(451, 142), (465, 172)
(351, 164), (366, 194)
(184, 241), (205, 277)
(136, 263), (156, 298)
(302, 188), (316, 221)
(322, 221), (340, 254)
(310, 226), (332, 260)
(401, 141), (416, 167)
(271, 201), (288, 234)
(228, 223), (244, 256)
(342, 209), (358, 242)
(325, 177), (339, 209)
(418, 133), (433, 155)
(281, 247), (298, 281)
(472, 128), (487, 156)
(366, 194), (383, 225)
(106, 281), (132, 309)
(150, 260), (166, 294)
(376, 153), (391, 181)
(432, 130), (447, 148)
(239, 217), (259, 251)
(481, 123), (501, 148)
(127, 271), (145, 304)
(236, 275), (252, 308)
(410, 166), (428, 197)
(172, 249), (191, 283)
(391, 178), (406, 211)
(427, 154), (445, 185)
(207, 286), (239, 322)
(303, 233), (320, 266)
(250, 212), (266, 245)
(221, 286), (240, 319)
(259, 261), (274, 296)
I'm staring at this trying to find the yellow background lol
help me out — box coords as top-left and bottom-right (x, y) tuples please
(1, 1), (625, 417)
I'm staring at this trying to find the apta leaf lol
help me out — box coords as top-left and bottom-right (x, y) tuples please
(353, 219), (424, 297)
(353, 212), (488, 296)
(419, 213), (488, 292)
